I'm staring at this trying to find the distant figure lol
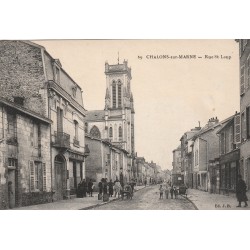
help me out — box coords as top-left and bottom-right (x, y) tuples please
(88, 179), (94, 197)
(82, 179), (87, 197)
(170, 186), (174, 199)
(174, 186), (178, 199)
(144, 179), (147, 187)
(98, 179), (104, 195)
(114, 179), (122, 198)
(165, 184), (170, 199)
(159, 185), (164, 199)
(236, 175), (248, 207)
(108, 179), (114, 197)
(103, 178), (108, 194)
(77, 180), (83, 198)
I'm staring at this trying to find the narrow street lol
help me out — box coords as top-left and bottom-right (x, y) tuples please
(91, 185), (196, 210)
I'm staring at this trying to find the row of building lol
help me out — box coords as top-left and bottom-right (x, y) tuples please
(0, 40), (163, 209)
(171, 39), (250, 196)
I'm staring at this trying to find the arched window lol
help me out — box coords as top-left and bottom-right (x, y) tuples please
(118, 80), (122, 108)
(112, 81), (116, 108)
(90, 125), (101, 139)
(74, 120), (79, 140)
(119, 126), (122, 141)
(109, 126), (113, 138)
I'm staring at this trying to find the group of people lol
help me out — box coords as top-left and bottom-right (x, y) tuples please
(98, 178), (136, 199)
(159, 183), (179, 200)
(77, 179), (94, 198)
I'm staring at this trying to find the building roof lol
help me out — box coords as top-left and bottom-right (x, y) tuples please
(0, 97), (52, 124)
(85, 110), (105, 121)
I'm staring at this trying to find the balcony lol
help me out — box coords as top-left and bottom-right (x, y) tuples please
(53, 131), (70, 149)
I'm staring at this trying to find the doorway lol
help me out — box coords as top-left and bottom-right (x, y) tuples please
(54, 155), (66, 200)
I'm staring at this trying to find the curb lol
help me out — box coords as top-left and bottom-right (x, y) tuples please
(181, 194), (199, 210)
(80, 186), (147, 210)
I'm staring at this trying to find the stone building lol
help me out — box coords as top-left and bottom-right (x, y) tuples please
(0, 97), (51, 209)
(192, 117), (231, 191)
(0, 41), (87, 205)
(85, 60), (135, 184)
(180, 126), (201, 188)
(172, 145), (182, 186)
(213, 113), (240, 195)
(237, 39), (250, 190)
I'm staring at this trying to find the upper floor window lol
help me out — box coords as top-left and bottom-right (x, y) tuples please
(7, 113), (16, 138)
(54, 66), (60, 84)
(90, 125), (101, 139)
(72, 87), (77, 98)
(240, 65), (245, 95)
(74, 120), (79, 140)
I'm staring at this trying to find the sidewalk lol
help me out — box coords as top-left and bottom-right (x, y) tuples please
(185, 188), (250, 210)
(14, 185), (146, 210)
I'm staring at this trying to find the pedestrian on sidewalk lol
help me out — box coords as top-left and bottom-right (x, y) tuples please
(98, 179), (103, 195)
(165, 184), (170, 199)
(114, 179), (122, 198)
(144, 179), (147, 187)
(88, 179), (94, 197)
(108, 179), (114, 197)
(82, 179), (87, 197)
(174, 186), (178, 199)
(236, 175), (248, 207)
(170, 186), (174, 199)
(77, 180), (83, 198)
(159, 185), (164, 199)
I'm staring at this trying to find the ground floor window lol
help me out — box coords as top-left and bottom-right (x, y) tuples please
(30, 161), (46, 191)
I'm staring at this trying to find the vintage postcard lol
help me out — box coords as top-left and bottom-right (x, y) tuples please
(0, 39), (248, 210)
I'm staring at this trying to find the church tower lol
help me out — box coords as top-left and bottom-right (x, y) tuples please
(104, 60), (135, 156)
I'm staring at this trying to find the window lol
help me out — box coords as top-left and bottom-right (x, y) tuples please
(119, 126), (122, 141)
(32, 122), (39, 148)
(72, 87), (76, 98)
(7, 113), (16, 138)
(112, 82), (116, 108)
(234, 114), (241, 144)
(74, 120), (79, 140)
(247, 107), (250, 139)
(240, 65), (245, 95)
(241, 111), (246, 140)
(57, 107), (63, 133)
(8, 158), (17, 168)
(109, 126), (113, 138)
(247, 56), (250, 90)
(107, 154), (111, 165)
(90, 125), (101, 139)
(30, 161), (46, 192)
(54, 66), (60, 83)
(118, 81), (122, 107)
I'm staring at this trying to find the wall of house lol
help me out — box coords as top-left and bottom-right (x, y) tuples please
(0, 41), (47, 116)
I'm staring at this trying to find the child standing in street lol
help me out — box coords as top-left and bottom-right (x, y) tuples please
(159, 185), (164, 199)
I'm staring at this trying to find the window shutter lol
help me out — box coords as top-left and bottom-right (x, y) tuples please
(241, 110), (247, 140)
(240, 65), (245, 95)
(229, 126), (234, 151)
(43, 163), (46, 191)
(29, 161), (35, 191)
(234, 114), (241, 144)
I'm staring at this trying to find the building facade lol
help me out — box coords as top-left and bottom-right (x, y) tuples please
(0, 97), (51, 209)
(0, 41), (87, 206)
(238, 39), (250, 190)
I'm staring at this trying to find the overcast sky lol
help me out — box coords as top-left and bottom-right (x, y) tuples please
(35, 40), (239, 170)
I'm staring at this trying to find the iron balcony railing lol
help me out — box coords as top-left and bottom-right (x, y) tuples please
(54, 131), (70, 148)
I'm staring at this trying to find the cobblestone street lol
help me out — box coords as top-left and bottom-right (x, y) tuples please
(92, 185), (196, 210)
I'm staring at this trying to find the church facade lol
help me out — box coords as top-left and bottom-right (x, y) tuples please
(85, 60), (135, 184)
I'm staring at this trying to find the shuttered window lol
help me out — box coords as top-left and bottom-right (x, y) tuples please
(234, 114), (241, 144)
(241, 111), (246, 140)
(29, 161), (35, 191)
(43, 163), (46, 191)
(229, 126), (234, 151)
(247, 107), (250, 139)
(118, 82), (122, 108)
(240, 65), (245, 95)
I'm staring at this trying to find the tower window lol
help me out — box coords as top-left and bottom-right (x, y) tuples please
(112, 82), (116, 108)
(90, 125), (101, 139)
(119, 126), (122, 141)
(109, 127), (113, 139)
(118, 82), (122, 108)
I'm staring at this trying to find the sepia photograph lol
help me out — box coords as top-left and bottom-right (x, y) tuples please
(0, 39), (248, 210)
